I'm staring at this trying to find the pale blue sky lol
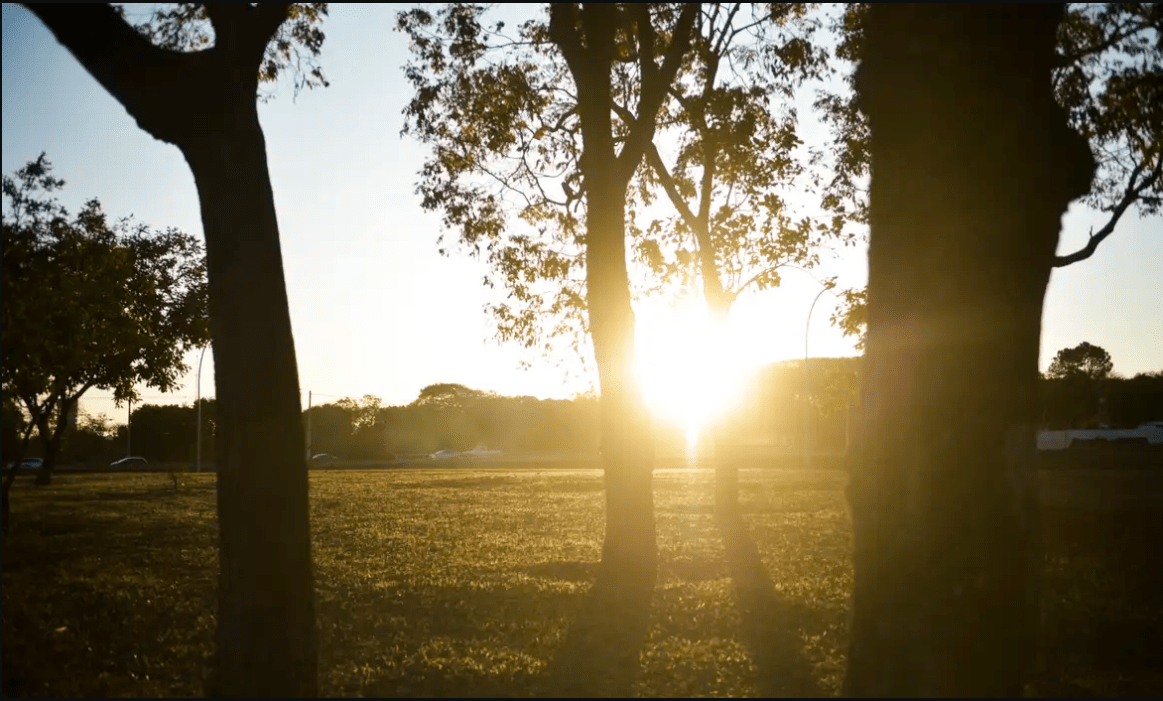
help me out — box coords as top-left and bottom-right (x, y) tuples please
(3, 4), (1160, 423)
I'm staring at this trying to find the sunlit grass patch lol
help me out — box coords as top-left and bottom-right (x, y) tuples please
(4, 465), (1156, 696)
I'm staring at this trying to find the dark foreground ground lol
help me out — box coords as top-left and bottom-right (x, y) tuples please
(3, 462), (1160, 697)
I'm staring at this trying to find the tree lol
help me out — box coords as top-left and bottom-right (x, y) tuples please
(819, 2), (1162, 349)
(2, 155), (210, 485)
(627, 3), (830, 513)
(20, 4), (328, 695)
(410, 383), (497, 409)
(399, 3), (698, 586)
(1046, 341), (1114, 380)
(845, 4), (1094, 696)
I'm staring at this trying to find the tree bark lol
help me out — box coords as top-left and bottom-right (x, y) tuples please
(844, 5), (1095, 697)
(183, 109), (317, 700)
(24, 5), (317, 696)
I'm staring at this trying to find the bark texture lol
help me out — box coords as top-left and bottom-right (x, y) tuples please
(25, 5), (318, 696)
(844, 5), (1095, 697)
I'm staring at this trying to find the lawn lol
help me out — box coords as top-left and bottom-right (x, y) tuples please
(2, 465), (1160, 697)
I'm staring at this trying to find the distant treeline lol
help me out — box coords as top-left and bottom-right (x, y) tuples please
(7, 360), (1160, 465)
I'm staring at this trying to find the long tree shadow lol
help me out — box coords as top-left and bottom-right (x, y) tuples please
(718, 512), (826, 698)
(536, 571), (654, 697)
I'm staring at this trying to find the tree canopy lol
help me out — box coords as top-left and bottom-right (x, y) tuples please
(2, 153), (210, 479)
(1046, 341), (1115, 380)
(819, 2), (1161, 347)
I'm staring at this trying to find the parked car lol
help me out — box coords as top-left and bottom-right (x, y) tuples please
(430, 450), (460, 461)
(110, 456), (149, 469)
(4, 458), (44, 472)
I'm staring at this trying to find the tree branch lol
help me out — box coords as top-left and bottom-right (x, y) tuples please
(22, 4), (198, 145)
(615, 3), (697, 182)
(1053, 158), (1160, 267)
(549, 4), (586, 81)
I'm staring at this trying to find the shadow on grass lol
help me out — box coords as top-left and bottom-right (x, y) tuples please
(718, 512), (826, 698)
(1032, 504), (1163, 697)
(536, 573), (654, 697)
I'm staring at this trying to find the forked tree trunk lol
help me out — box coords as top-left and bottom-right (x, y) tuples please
(555, 4), (668, 590)
(181, 108), (317, 698)
(844, 5), (1095, 696)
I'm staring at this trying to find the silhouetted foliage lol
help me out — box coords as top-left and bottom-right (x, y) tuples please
(2, 154), (210, 485)
(1046, 341), (1115, 381)
(821, 2), (1161, 348)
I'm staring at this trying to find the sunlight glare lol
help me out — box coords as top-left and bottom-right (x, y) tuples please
(635, 300), (752, 455)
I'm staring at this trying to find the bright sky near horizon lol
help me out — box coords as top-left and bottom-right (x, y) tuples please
(3, 4), (1161, 425)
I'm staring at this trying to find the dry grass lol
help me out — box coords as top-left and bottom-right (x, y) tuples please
(2, 465), (1159, 697)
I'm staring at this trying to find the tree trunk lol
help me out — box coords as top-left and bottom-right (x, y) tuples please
(844, 5), (1094, 697)
(22, 5), (318, 696)
(4, 423), (38, 536)
(180, 108), (317, 698)
(587, 174), (658, 589)
(33, 413), (55, 486)
(560, 4), (659, 590)
(34, 397), (75, 486)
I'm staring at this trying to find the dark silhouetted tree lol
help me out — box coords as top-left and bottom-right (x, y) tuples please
(846, 4), (1094, 695)
(399, 3), (698, 586)
(1046, 341), (1114, 380)
(20, 4), (328, 695)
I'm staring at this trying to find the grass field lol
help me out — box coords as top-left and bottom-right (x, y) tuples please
(3, 466), (1160, 697)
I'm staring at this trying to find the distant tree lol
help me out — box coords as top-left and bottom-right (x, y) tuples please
(1046, 341), (1115, 380)
(125, 403), (199, 462)
(304, 402), (354, 457)
(59, 409), (120, 466)
(20, 4), (329, 695)
(410, 383), (496, 409)
(2, 154), (210, 487)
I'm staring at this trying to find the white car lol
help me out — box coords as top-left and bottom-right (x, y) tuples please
(462, 445), (503, 458)
(429, 450), (460, 460)
(110, 456), (149, 469)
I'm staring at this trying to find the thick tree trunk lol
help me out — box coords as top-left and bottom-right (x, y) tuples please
(22, 5), (317, 696)
(844, 5), (1094, 697)
(180, 109), (317, 698)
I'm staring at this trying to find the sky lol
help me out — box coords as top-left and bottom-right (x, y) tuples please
(2, 4), (1160, 425)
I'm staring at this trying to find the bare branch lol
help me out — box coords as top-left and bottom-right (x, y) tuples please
(1053, 159), (1160, 267)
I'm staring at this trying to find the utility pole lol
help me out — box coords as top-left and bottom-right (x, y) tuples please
(804, 285), (830, 470)
(196, 343), (209, 473)
(306, 390), (312, 461)
(127, 398), (132, 456)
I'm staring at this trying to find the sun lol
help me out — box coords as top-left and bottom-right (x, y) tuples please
(634, 302), (751, 451)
